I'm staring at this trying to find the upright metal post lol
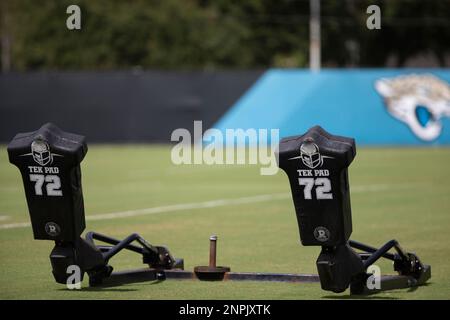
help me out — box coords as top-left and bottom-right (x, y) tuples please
(309, 0), (321, 72)
(209, 235), (217, 268)
(1, 0), (12, 72)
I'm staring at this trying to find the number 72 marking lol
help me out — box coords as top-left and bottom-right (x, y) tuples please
(298, 178), (333, 200)
(29, 174), (63, 196)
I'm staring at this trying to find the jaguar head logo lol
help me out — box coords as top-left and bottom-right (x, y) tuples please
(375, 74), (450, 141)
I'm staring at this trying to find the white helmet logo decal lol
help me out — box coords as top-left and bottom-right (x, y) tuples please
(19, 139), (63, 166)
(300, 141), (322, 169)
(288, 140), (333, 169)
(31, 140), (53, 166)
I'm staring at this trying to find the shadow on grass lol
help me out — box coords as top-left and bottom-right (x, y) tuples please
(322, 282), (433, 300)
(322, 282), (432, 299)
(56, 279), (166, 292)
(57, 287), (137, 293)
(407, 282), (432, 292)
(322, 294), (399, 300)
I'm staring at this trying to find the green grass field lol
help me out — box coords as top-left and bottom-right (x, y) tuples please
(0, 145), (449, 299)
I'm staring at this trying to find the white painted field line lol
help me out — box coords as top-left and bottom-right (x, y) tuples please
(0, 183), (409, 230)
(0, 222), (30, 229)
(0, 194), (288, 230)
(87, 193), (290, 221)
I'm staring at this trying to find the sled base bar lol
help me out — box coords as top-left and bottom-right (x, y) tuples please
(90, 268), (159, 287)
(164, 270), (320, 282)
(350, 264), (431, 295)
(94, 266), (430, 292)
(224, 272), (319, 283)
(95, 269), (321, 286)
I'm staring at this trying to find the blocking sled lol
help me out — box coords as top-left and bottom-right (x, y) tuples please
(277, 126), (431, 294)
(7, 123), (183, 286)
(7, 123), (431, 294)
(6, 123), (317, 288)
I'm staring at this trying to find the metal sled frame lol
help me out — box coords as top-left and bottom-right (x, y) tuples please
(348, 239), (431, 294)
(93, 237), (430, 295)
(82, 231), (184, 286)
(86, 233), (430, 294)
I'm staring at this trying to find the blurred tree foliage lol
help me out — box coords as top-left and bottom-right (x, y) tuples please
(0, 0), (449, 71)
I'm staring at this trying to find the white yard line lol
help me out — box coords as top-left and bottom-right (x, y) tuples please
(87, 193), (290, 221)
(0, 183), (409, 230)
(0, 222), (30, 229)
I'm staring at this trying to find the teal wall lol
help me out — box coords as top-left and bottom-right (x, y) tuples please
(212, 69), (450, 145)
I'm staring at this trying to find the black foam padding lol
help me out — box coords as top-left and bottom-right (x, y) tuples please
(7, 123), (87, 241)
(277, 126), (356, 246)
